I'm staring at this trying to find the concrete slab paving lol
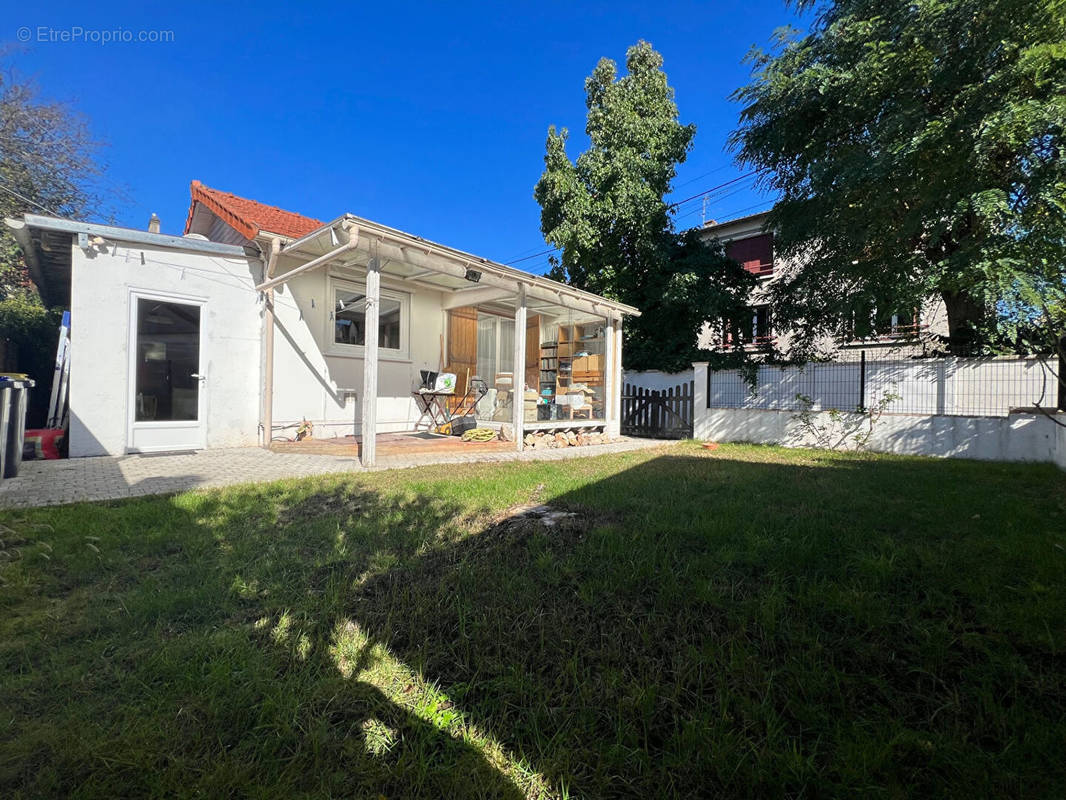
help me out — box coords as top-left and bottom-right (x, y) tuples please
(0, 438), (674, 509)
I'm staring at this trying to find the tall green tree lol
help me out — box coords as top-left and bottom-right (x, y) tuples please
(731, 0), (1066, 352)
(536, 41), (754, 371)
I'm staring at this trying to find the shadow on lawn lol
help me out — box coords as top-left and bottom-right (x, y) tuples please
(184, 484), (529, 799)
(210, 453), (1063, 796)
(15, 451), (1061, 797)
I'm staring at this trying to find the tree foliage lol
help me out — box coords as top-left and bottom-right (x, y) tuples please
(0, 60), (106, 422)
(0, 61), (106, 296)
(536, 41), (755, 372)
(731, 0), (1066, 352)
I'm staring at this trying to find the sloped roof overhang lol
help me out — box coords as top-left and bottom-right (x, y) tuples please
(260, 213), (640, 319)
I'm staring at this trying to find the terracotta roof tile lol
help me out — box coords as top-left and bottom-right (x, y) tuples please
(184, 180), (324, 240)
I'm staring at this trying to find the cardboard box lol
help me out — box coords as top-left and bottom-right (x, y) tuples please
(572, 354), (603, 373)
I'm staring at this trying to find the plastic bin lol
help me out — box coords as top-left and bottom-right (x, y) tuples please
(0, 377), (35, 478)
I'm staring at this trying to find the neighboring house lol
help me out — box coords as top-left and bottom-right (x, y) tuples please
(696, 210), (948, 357)
(6, 181), (637, 464)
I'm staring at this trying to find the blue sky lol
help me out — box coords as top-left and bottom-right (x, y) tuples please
(8, 1), (807, 274)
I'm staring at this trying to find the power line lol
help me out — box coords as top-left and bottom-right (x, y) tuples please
(674, 189), (752, 226)
(500, 241), (558, 264)
(667, 171), (759, 211)
(506, 171), (761, 266)
(671, 163), (733, 190)
(0, 181), (65, 217)
(709, 199), (776, 222)
(508, 245), (561, 266)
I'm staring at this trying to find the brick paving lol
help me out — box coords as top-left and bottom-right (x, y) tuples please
(0, 437), (674, 509)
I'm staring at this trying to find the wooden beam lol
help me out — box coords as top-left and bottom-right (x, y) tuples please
(442, 286), (514, 310)
(360, 246), (381, 467)
(364, 237), (621, 319)
(512, 284), (527, 451)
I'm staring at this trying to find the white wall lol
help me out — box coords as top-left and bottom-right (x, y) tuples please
(269, 267), (446, 438)
(69, 241), (262, 456)
(692, 361), (1066, 465)
(695, 406), (1061, 462)
(705, 356), (1052, 417)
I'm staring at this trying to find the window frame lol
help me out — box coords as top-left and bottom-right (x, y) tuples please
(326, 275), (411, 361)
(476, 312), (515, 381)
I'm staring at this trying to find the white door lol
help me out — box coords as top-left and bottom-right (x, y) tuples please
(128, 294), (207, 453)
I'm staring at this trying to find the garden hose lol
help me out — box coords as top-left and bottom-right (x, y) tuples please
(461, 427), (497, 442)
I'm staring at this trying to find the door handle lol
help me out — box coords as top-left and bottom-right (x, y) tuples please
(191, 373), (206, 380)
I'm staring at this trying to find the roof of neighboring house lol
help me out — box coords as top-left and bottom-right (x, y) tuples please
(700, 209), (771, 235)
(184, 180), (324, 240)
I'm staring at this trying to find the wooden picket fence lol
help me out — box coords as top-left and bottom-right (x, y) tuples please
(621, 381), (694, 439)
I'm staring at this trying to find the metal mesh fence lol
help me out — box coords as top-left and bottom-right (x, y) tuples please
(707, 352), (1062, 418)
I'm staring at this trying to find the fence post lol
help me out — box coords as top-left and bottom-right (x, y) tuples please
(936, 359), (947, 415)
(1058, 335), (1066, 412)
(692, 362), (708, 439)
(858, 350), (867, 412)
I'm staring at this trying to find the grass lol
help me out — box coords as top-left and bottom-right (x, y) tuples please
(1, 442), (1065, 798)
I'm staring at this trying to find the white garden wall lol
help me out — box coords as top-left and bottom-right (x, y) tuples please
(1057, 422), (1066, 471)
(704, 357), (1051, 417)
(693, 361), (1066, 466)
(695, 406), (1061, 462)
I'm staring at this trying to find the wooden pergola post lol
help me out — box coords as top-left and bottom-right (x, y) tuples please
(361, 240), (381, 467)
(512, 284), (527, 451)
(604, 315), (615, 435)
(610, 316), (623, 438)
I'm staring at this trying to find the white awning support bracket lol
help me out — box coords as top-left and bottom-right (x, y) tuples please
(256, 223), (360, 293)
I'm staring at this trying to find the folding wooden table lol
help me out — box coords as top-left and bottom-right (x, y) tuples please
(412, 390), (454, 432)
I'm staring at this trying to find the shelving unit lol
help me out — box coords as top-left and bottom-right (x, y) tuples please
(538, 342), (558, 413)
(539, 322), (607, 420)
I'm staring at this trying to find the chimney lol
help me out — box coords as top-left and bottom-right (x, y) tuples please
(148, 213), (161, 234)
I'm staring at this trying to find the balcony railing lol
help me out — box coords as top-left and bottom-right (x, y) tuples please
(845, 322), (928, 345)
(744, 261), (774, 277)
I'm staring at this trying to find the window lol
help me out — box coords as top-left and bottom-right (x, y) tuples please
(330, 279), (408, 358)
(476, 314), (514, 381)
(723, 305), (773, 348)
(726, 234), (774, 277)
(846, 305), (922, 341)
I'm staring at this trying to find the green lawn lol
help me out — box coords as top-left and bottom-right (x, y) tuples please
(1, 443), (1064, 798)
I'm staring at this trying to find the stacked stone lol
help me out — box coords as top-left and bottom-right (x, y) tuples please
(522, 430), (611, 450)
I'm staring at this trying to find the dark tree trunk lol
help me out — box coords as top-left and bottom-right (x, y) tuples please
(941, 290), (987, 352)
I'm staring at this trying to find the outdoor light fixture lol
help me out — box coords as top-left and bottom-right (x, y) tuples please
(464, 268), (482, 283)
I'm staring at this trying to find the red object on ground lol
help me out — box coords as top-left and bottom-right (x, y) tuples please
(701, 442), (719, 451)
(24, 428), (65, 460)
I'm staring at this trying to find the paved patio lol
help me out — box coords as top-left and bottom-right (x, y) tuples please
(0, 437), (672, 509)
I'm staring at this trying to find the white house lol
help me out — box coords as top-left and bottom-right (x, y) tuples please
(696, 210), (949, 356)
(6, 181), (638, 465)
